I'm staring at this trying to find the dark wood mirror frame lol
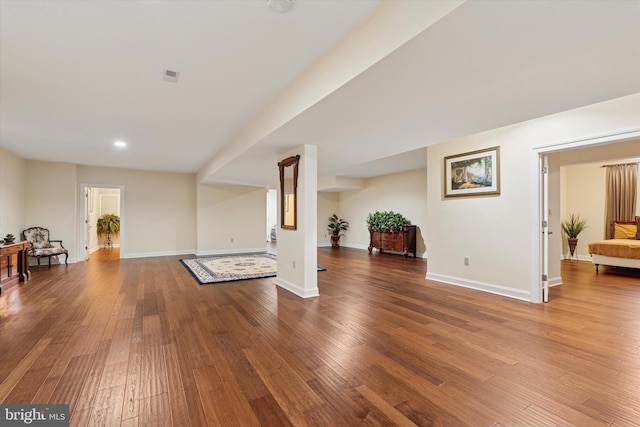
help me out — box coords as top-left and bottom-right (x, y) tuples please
(278, 155), (300, 230)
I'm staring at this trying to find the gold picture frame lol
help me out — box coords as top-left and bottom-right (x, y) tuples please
(444, 146), (500, 198)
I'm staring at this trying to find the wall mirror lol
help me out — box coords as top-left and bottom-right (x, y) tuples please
(278, 155), (300, 230)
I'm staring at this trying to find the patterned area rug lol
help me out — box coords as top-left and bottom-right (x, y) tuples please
(181, 253), (277, 284)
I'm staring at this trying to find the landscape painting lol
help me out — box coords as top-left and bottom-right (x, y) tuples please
(444, 146), (500, 198)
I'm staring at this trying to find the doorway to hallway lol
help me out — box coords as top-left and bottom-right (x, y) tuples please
(80, 184), (124, 262)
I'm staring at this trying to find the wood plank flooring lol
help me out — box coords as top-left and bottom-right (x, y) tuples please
(1, 248), (639, 426)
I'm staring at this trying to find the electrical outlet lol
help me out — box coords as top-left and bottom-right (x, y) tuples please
(230, 237), (234, 242)
(464, 257), (470, 266)
(292, 260), (295, 269)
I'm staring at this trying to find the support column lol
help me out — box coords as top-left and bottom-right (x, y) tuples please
(276, 145), (318, 298)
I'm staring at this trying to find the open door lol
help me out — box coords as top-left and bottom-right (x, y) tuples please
(78, 184), (124, 261)
(540, 154), (550, 303)
(84, 187), (90, 261)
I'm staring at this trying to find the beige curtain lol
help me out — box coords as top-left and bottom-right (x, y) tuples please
(605, 163), (638, 238)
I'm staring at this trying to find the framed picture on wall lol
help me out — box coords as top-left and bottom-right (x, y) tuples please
(444, 146), (500, 198)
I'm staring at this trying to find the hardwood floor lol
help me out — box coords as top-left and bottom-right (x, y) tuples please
(1, 248), (639, 426)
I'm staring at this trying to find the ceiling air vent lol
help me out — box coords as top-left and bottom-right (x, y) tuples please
(163, 69), (179, 83)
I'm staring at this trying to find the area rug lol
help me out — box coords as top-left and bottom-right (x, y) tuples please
(181, 253), (277, 284)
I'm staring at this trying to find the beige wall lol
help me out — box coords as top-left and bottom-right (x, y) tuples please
(317, 192), (339, 247)
(560, 164), (606, 259)
(0, 147), (26, 239)
(196, 183), (267, 255)
(77, 165), (196, 258)
(339, 168), (428, 256)
(426, 93), (640, 301)
(24, 161), (78, 262)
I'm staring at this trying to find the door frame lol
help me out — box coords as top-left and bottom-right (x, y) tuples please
(78, 183), (125, 261)
(531, 128), (640, 303)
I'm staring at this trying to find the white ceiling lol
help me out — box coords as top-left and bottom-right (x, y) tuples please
(2, 0), (639, 189)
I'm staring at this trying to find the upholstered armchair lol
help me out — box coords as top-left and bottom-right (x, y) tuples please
(22, 227), (68, 268)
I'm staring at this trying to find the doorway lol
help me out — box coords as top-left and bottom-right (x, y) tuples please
(79, 184), (125, 261)
(266, 188), (277, 254)
(534, 129), (640, 302)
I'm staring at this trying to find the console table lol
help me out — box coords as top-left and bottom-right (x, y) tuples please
(0, 241), (30, 293)
(368, 225), (417, 258)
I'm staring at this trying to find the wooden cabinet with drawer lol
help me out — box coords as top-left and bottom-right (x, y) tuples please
(0, 241), (30, 293)
(368, 225), (417, 258)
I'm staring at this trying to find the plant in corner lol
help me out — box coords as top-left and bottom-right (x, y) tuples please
(560, 213), (587, 259)
(97, 213), (120, 249)
(327, 214), (349, 248)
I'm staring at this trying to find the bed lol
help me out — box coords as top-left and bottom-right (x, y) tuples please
(588, 219), (640, 272)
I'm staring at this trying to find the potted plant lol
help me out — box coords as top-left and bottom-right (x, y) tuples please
(561, 213), (587, 258)
(366, 211), (411, 232)
(97, 213), (120, 248)
(327, 214), (349, 248)
(366, 211), (416, 257)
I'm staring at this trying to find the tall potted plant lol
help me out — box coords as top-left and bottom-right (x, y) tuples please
(97, 213), (120, 248)
(327, 214), (349, 248)
(561, 213), (587, 258)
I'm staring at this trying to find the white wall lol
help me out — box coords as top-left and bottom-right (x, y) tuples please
(196, 184), (267, 255)
(0, 147), (26, 239)
(339, 168), (428, 256)
(276, 145), (318, 298)
(426, 93), (640, 302)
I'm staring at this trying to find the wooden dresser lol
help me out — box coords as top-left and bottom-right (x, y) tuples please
(0, 241), (30, 293)
(368, 225), (417, 258)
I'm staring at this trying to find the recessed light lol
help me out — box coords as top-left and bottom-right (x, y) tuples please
(114, 140), (127, 148)
(267, 0), (293, 13)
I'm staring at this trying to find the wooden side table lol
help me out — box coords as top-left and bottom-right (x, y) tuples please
(0, 240), (31, 293)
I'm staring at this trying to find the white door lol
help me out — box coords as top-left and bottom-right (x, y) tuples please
(540, 155), (550, 303)
(84, 187), (90, 261)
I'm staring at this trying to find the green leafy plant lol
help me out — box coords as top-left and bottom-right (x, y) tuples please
(366, 211), (411, 232)
(97, 213), (121, 237)
(327, 214), (349, 236)
(561, 213), (587, 238)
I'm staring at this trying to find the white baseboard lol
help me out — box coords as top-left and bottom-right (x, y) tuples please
(318, 243), (331, 248)
(121, 250), (194, 259)
(275, 276), (319, 298)
(549, 276), (563, 287)
(561, 254), (591, 262)
(425, 272), (531, 301)
(195, 247), (268, 257)
(340, 243), (427, 259)
(340, 243), (368, 251)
